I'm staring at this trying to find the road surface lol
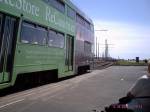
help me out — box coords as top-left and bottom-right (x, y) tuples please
(0, 66), (148, 112)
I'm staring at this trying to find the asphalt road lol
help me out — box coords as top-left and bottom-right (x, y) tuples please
(0, 66), (148, 112)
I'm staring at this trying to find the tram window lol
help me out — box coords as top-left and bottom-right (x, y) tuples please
(77, 14), (92, 30)
(67, 6), (76, 19)
(48, 30), (64, 48)
(76, 14), (85, 26)
(34, 26), (47, 45)
(57, 33), (64, 48)
(85, 21), (91, 30)
(43, 0), (65, 13)
(84, 41), (92, 53)
(21, 22), (47, 45)
(21, 22), (34, 44)
(48, 30), (57, 47)
(90, 25), (94, 32)
(57, 0), (65, 13)
(0, 14), (2, 35)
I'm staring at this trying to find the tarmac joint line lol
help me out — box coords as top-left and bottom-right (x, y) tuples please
(0, 99), (24, 109)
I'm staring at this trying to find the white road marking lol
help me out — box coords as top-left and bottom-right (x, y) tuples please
(0, 99), (24, 109)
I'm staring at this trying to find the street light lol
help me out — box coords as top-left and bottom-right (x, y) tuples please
(94, 29), (108, 60)
(95, 30), (108, 32)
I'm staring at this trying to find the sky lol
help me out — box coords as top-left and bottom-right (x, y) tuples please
(71, 0), (150, 59)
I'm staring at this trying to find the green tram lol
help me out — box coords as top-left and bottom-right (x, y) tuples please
(0, 0), (94, 90)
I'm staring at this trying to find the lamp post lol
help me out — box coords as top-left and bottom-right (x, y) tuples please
(95, 30), (108, 32)
(95, 29), (108, 60)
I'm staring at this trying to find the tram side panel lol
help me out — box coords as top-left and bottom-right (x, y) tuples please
(75, 17), (94, 74)
(0, 0), (76, 89)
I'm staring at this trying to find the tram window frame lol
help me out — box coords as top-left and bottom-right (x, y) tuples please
(48, 29), (65, 48)
(21, 21), (47, 46)
(43, 0), (65, 13)
(67, 6), (76, 19)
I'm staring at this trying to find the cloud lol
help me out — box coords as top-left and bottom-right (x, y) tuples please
(94, 20), (150, 59)
(94, 20), (150, 39)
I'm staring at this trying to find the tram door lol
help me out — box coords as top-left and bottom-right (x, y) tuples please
(65, 35), (74, 71)
(0, 14), (17, 84)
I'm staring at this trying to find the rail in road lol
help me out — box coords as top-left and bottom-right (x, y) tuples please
(93, 61), (114, 69)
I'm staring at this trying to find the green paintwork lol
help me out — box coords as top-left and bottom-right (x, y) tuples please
(0, 0), (76, 89)
(0, 0), (75, 34)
